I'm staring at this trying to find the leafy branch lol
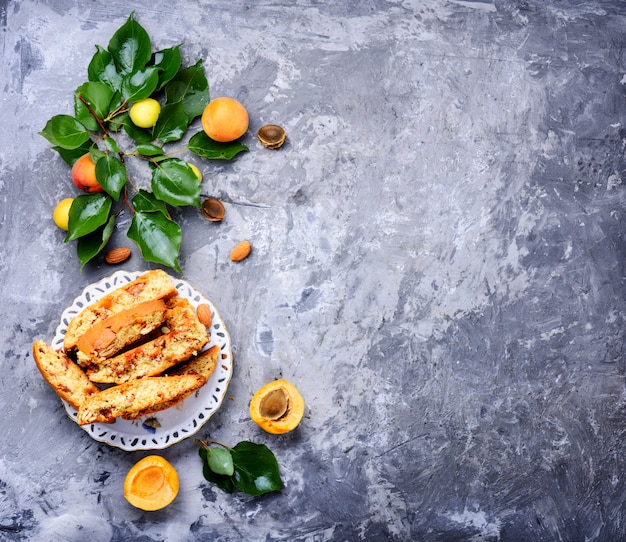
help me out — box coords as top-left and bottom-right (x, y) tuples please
(39, 12), (248, 272)
(197, 439), (284, 496)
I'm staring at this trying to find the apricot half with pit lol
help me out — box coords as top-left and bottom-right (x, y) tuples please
(249, 379), (304, 434)
(123, 455), (179, 511)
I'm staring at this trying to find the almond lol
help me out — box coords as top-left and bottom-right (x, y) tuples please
(196, 304), (212, 328)
(105, 247), (131, 265)
(229, 240), (252, 262)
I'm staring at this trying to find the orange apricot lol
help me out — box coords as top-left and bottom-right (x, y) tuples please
(201, 97), (249, 142)
(71, 153), (103, 193)
(124, 455), (179, 511)
(249, 379), (305, 434)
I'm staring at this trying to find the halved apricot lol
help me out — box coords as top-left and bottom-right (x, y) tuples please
(124, 455), (179, 511)
(249, 379), (304, 434)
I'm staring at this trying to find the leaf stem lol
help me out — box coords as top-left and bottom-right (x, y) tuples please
(196, 438), (231, 451)
(77, 93), (109, 137)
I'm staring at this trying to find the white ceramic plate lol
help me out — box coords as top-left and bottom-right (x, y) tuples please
(51, 270), (233, 451)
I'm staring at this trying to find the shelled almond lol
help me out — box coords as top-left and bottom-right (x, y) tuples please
(105, 247), (131, 265)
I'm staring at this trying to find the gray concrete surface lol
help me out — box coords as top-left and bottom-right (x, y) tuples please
(1, 0), (625, 540)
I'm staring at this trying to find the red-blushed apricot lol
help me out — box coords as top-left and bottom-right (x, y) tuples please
(201, 97), (249, 142)
(71, 153), (103, 193)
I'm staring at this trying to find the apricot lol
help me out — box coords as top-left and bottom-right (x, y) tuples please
(52, 197), (74, 231)
(249, 379), (304, 434)
(71, 153), (103, 193)
(130, 98), (161, 129)
(124, 455), (179, 511)
(201, 97), (249, 142)
(188, 162), (202, 182)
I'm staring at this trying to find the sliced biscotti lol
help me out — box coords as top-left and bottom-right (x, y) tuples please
(75, 299), (168, 366)
(123, 344), (221, 420)
(76, 374), (206, 425)
(86, 298), (209, 384)
(169, 344), (220, 379)
(32, 340), (100, 410)
(63, 269), (178, 353)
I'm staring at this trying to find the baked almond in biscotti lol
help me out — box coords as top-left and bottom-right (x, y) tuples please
(122, 344), (221, 420)
(76, 374), (206, 425)
(32, 340), (100, 410)
(75, 299), (168, 366)
(86, 298), (208, 384)
(63, 269), (178, 353)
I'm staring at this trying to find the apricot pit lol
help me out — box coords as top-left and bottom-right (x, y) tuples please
(250, 379), (304, 434)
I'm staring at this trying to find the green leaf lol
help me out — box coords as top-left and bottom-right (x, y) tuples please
(108, 12), (152, 76)
(102, 136), (121, 154)
(153, 101), (188, 143)
(231, 441), (284, 496)
(131, 189), (169, 215)
(135, 142), (164, 157)
(199, 447), (235, 493)
(39, 115), (91, 150)
(74, 81), (115, 131)
(65, 193), (113, 242)
(128, 210), (182, 272)
(88, 45), (122, 91)
(120, 66), (159, 102)
(152, 45), (182, 90)
(206, 447), (235, 476)
(188, 130), (248, 160)
(120, 112), (154, 143)
(52, 140), (93, 166)
(89, 147), (106, 163)
(164, 59), (209, 122)
(151, 158), (201, 207)
(95, 154), (127, 200)
(76, 215), (116, 270)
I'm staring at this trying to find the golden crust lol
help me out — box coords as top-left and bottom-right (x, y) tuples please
(76, 374), (206, 425)
(63, 270), (178, 353)
(32, 340), (99, 410)
(123, 345), (221, 420)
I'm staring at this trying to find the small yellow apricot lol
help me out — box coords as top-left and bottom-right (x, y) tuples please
(201, 97), (249, 142)
(188, 163), (202, 181)
(129, 98), (161, 128)
(250, 379), (304, 434)
(124, 455), (179, 511)
(52, 197), (74, 231)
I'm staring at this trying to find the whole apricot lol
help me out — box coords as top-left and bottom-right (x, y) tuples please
(249, 379), (305, 434)
(129, 98), (161, 129)
(124, 455), (179, 511)
(52, 197), (74, 231)
(188, 163), (202, 182)
(201, 97), (249, 142)
(71, 153), (103, 193)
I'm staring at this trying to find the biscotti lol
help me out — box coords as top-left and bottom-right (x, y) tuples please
(123, 345), (221, 420)
(75, 299), (168, 366)
(63, 270), (178, 353)
(86, 298), (208, 384)
(32, 340), (100, 410)
(169, 344), (220, 380)
(77, 374), (206, 425)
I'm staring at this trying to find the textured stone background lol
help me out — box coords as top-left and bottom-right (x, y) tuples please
(1, 1), (625, 540)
